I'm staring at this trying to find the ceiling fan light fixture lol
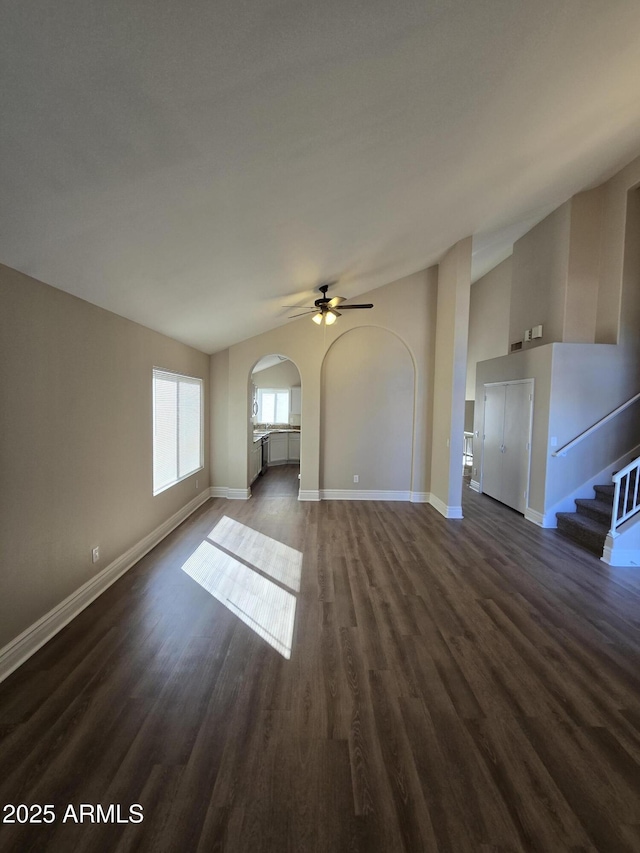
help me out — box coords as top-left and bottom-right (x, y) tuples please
(293, 282), (374, 325)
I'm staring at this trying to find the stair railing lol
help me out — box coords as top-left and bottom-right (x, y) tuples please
(551, 391), (640, 458)
(611, 456), (640, 535)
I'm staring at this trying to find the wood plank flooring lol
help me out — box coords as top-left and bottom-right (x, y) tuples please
(1, 483), (640, 851)
(250, 464), (300, 498)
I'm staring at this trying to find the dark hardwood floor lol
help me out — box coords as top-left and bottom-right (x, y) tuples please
(250, 464), (300, 498)
(2, 484), (640, 851)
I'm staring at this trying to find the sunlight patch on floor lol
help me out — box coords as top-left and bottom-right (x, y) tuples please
(181, 516), (303, 658)
(208, 515), (302, 592)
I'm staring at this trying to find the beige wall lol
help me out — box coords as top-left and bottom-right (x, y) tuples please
(321, 327), (414, 492)
(509, 203), (571, 348)
(430, 237), (472, 514)
(0, 265), (210, 649)
(596, 153), (640, 344)
(466, 257), (511, 400)
(619, 185), (640, 346)
(510, 187), (610, 350)
(210, 348), (229, 488)
(209, 268), (438, 498)
(564, 188), (604, 343)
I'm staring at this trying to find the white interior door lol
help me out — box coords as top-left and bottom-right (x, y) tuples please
(482, 380), (533, 513)
(501, 381), (533, 513)
(482, 384), (506, 502)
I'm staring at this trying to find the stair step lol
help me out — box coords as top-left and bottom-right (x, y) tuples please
(593, 483), (614, 504)
(556, 511), (608, 556)
(592, 481), (640, 518)
(574, 498), (613, 525)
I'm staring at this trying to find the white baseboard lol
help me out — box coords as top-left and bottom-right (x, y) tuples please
(298, 489), (320, 501)
(0, 491), (211, 684)
(601, 524), (640, 566)
(228, 488), (251, 500)
(209, 486), (251, 500)
(601, 544), (640, 567)
(429, 494), (463, 519)
(319, 489), (411, 501)
(410, 491), (431, 503)
(524, 507), (549, 527)
(469, 479), (480, 493)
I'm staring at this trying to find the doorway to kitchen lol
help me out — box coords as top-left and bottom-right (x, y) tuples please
(249, 354), (301, 498)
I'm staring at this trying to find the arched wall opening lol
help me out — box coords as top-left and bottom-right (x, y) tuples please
(247, 354), (302, 494)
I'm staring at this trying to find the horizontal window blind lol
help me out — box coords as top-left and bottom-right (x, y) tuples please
(153, 369), (203, 495)
(257, 389), (289, 423)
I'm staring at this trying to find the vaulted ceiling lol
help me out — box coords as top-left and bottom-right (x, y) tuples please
(3, 1), (640, 353)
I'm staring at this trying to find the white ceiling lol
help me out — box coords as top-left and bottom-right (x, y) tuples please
(3, 1), (640, 353)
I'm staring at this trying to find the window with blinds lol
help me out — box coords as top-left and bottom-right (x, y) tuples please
(153, 368), (203, 495)
(257, 388), (289, 423)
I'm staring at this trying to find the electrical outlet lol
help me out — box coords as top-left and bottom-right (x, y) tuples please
(353, 475), (359, 483)
(195, 479), (199, 489)
(92, 546), (100, 564)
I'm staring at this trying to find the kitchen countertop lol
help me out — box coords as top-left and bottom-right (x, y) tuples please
(252, 429), (300, 443)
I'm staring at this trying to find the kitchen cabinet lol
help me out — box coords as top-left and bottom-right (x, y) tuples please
(290, 386), (301, 416)
(288, 433), (300, 461)
(250, 440), (262, 482)
(268, 433), (288, 464)
(266, 432), (300, 465)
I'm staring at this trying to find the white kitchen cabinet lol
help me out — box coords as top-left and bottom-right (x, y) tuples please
(250, 441), (262, 482)
(268, 433), (288, 464)
(288, 433), (300, 461)
(290, 386), (301, 416)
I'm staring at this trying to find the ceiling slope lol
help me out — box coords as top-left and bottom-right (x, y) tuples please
(2, 0), (640, 352)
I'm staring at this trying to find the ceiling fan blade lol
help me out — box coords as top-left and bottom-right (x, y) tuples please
(288, 309), (319, 318)
(328, 308), (342, 317)
(338, 303), (374, 309)
(328, 296), (346, 308)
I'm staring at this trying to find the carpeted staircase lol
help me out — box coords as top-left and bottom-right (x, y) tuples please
(556, 483), (614, 556)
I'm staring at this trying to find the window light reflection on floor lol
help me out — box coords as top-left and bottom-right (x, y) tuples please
(208, 515), (302, 592)
(181, 517), (302, 659)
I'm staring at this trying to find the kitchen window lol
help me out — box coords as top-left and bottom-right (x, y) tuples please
(257, 388), (289, 423)
(153, 368), (203, 495)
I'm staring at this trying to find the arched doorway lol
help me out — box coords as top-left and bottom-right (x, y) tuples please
(248, 354), (302, 497)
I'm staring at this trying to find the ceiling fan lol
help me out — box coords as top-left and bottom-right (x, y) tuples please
(286, 283), (374, 326)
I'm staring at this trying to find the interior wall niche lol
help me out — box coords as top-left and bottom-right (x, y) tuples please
(320, 326), (414, 493)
